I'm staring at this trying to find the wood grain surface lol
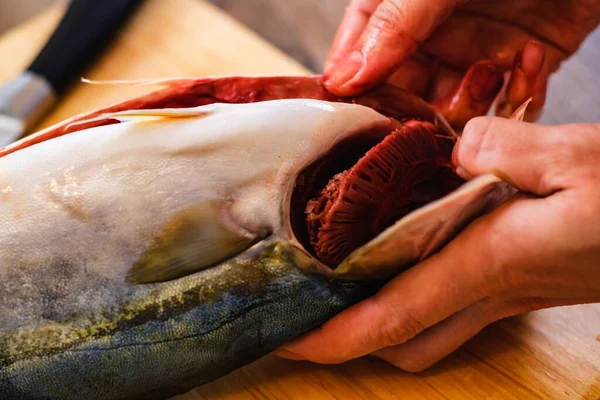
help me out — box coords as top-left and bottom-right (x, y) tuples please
(0, 1), (599, 399)
(0, 0), (307, 132)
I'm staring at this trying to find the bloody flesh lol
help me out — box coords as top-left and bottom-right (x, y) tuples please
(305, 120), (464, 266)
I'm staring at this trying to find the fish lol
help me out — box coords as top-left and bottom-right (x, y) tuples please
(0, 75), (521, 399)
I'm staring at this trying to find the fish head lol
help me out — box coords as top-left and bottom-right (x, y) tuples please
(0, 94), (394, 400)
(0, 76), (518, 399)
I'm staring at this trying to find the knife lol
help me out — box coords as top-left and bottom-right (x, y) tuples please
(0, 0), (143, 146)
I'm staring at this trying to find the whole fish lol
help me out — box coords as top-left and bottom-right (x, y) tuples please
(0, 75), (520, 399)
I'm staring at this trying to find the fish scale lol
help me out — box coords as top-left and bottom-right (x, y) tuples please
(0, 242), (376, 399)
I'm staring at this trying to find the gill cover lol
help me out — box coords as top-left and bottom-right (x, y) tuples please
(331, 99), (531, 280)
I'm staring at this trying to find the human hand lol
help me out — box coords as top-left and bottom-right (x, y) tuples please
(275, 118), (600, 371)
(323, 0), (600, 124)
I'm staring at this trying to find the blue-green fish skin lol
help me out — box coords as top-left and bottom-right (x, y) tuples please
(0, 243), (376, 400)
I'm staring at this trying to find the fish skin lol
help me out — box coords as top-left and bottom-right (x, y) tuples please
(0, 242), (377, 400)
(0, 77), (458, 399)
(0, 76), (454, 160)
(0, 98), (390, 399)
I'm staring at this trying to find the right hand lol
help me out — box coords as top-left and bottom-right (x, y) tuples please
(278, 118), (600, 372)
(323, 0), (600, 124)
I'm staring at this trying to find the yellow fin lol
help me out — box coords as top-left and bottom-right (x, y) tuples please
(127, 200), (269, 284)
(102, 107), (211, 121)
(64, 107), (211, 131)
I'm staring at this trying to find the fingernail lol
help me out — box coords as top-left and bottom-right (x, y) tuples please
(519, 41), (546, 77)
(273, 348), (306, 360)
(468, 62), (504, 101)
(323, 50), (363, 89)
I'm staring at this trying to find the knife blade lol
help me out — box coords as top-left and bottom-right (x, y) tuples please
(0, 0), (142, 147)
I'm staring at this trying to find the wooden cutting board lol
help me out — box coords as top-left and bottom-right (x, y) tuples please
(1, 1), (599, 399)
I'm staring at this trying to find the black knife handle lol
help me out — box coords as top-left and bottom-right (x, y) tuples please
(27, 0), (142, 95)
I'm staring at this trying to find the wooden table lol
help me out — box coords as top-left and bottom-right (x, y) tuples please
(0, 1), (599, 399)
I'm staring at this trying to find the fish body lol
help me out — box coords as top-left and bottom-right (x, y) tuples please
(0, 99), (386, 399)
(1, 240), (374, 400)
(0, 76), (515, 399)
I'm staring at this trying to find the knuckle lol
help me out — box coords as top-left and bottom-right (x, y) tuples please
(373, 309), (426, 347)
(371, 1), (411, 38)
(478, 296), (513, 321)
(458, 117), (494, 172)
(376, 1), (404, 24)
(545, 124), (600, 170)
(308, 327), (352, 364)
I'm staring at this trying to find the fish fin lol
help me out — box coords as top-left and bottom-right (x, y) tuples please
(100, 107), (213, 124)
(509, 98), (532, 121)
(64, 107), (211, 130)
(127, 200), (269, 284)
(64, 115), (119, 131)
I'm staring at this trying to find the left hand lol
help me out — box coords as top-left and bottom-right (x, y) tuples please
(322, 0), (600, 124)
(275, 117), (600, 371)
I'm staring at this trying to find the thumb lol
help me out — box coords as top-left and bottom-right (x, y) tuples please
(453, 117), (571, 196)
(324, 0), (461, 96)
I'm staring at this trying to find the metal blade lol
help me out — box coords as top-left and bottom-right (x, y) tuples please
(0, 114), (25, 147)
(0, 72), (57, 147)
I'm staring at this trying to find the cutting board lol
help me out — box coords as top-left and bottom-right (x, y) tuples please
(1, 1), (599, 399)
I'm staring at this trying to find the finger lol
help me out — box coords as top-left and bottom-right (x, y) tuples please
(280, 185), (597, 365)
(323, 0), (459, 97)
(427, 65), (463, 103)
(386, 54), (436, 98)
(453, 117), (569, 195)
(275, 188), (562, 364)
(422, 13), (566, 73)
(324, 0), (382, 74)
(432, 60), (504, 129)
(496, 41), (549, 122)
(275, 225), (501, 363)
(373, 296), (573, 372)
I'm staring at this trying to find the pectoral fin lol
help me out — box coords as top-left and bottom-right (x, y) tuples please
(127, 201), (269, 284)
